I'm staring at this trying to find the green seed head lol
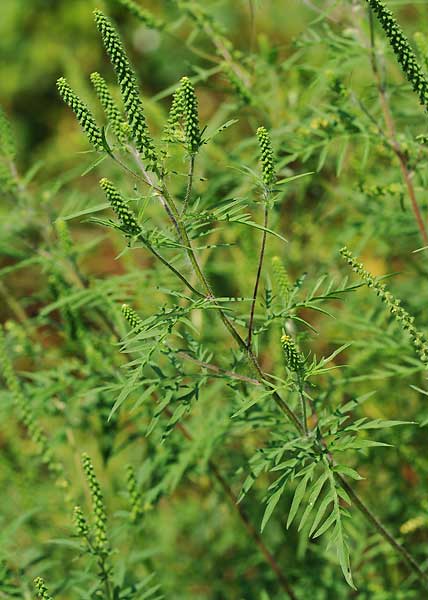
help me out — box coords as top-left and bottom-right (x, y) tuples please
(82, 453), (109, 552)
(94, 10), (157, 166)
(367, 0), (428, 109)
(180, 76), (201, 154)
(341, 246), (428, 367)
(281, 334), (303, 372)
(99, 178), (141, 235)
(122, 303), (144, 332)
(57, 77), (103, 151)
(257, 126), (276, 186)
(34, 577), (54, 600)
(90, 71), (128, 145)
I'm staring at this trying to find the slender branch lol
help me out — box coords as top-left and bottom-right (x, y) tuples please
(368, 8), (428, 247)
(137, 232), (204, 298)
(247, 202), (268, 347)
(182, 154), (195, 216)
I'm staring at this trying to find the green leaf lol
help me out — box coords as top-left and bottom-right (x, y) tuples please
(261, 484), (285, 532)
(287, 468), (314, 529)
(298, 470), (329, 532)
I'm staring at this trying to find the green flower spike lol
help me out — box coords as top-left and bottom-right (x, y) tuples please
(34, 577), (54, 600)
(82, 453), (109, 553)
(56, 77), (103, 150)
(180, 76), (201, 154)
(367, 0), (428, 109)
(257, 126), (276, 187)
(94, 10), (158, 166)
(340, 246), (428, 366)
(121, 303), (144, 332)
(99, 178), (141, 236)
(281, 334), (304, 373)
(90, 71), (128, 145)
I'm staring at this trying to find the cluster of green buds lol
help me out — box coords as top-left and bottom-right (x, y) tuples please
(94, 10), (158, 167)
(340, 247), (428, 366)
(112, 0), (165, 30)
(126, 465), (144, 522)
(367, 0), (428, 110)
(271, 256), (291, 304)
(99, 178), (141, 236)
(90, 71), (129, 145)
(34, 577), (54, 600)
(56, 77), (103, 151)
(122, 303), (144, 332)
(180, 76), (201, 154)
(256, 126), (276, 187)
(73, 505), (90, 540)
(0, 327), (65, 480)
(82, 453), (110, 553)
(281, 334), (304, 373)
(162, 76), (201, 155)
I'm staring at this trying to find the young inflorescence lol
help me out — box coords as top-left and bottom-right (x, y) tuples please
(82, 453), (110, 553)
(121, 303), (144, 332)
(99, 178), (141, 235)
(180, 76), (201, 154)
(340, 247), (428, 366)
(90, 71), (128, 145)
(112, 0), (165, 30)
(162, 76), (201, 155)
(271, 256), (291, 304)
(281, 334), (304, 373)
(94, 10), (157, 166)
(34, 577), (54, 600)
(126, 465), (144, 522)
(257, 126), (276, 187)
(56, 77), (103, 151)
(367, 0), (428, 110)
(73, 505), (90, 540)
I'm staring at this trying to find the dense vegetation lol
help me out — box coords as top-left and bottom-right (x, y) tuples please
(1, 1), (428, 598)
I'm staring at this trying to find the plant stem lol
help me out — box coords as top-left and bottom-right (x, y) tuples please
(368, 8), (428, 248)
(247, 201), (268, 348)
(182, 154), (195, 215)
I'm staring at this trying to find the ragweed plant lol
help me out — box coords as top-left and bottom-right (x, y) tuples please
(2, 2), (428, 599)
